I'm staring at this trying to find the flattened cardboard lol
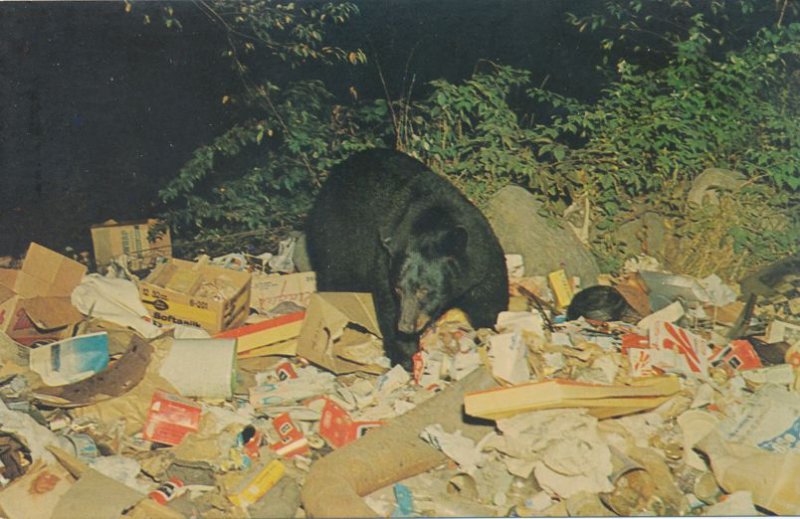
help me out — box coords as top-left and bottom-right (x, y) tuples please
(90, 218), (172, 270)
(296, 292), (382, 374)
(18, 297), (83, 330)
(0, 461), (75, 519)
(52, 468), (144, 519)
(16, 243), (86, 298)
(0, 243), (86, 340)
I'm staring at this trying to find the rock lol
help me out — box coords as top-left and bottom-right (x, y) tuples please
(485, 186), (601, 284)
(291, 231), (313, 272)
(617, 211), (670, 261)
(687, 168), (746, 208)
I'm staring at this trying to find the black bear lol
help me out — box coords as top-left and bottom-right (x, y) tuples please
(566, 285), (639, 322)
(306, 149), (509, 369)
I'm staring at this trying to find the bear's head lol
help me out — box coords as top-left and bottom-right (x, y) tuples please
(383, 224), (468, 335)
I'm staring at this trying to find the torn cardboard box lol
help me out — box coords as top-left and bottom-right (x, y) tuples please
(138, 258), (251, 334)
(90, 218), (171, 271)
(250, 271), (316, 315)
(215, 311), (305, 356)
(296, 292), (384, 374)
(0, 243), (85, 347)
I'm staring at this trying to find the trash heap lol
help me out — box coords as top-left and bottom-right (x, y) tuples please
(1, 224), (799, 518)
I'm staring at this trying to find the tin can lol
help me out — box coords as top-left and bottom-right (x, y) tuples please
(149, 477), (184, 505)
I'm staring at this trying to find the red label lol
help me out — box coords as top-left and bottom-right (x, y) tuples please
(142, 390), (202, 446)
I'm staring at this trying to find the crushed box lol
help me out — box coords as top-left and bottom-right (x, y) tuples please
(138, 258), (251, 334)
(296, 292), (383, 374)
(90, 219), (171, 271)
(250, 271), (316, 315)
(0, 243), (86, 346)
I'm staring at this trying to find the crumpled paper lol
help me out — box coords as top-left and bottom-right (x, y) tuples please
(420, 424), (488, 475)
(72, 274), (161, 338)
(491, 409), (613, 498)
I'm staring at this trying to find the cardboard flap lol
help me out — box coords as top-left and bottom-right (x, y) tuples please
(0, 268), (18, 292)
(316, 292), (381, 337)
(16, 243), (86, 298)
(296, 292), (381, 374)
(0, 283), (15, 306)
(20, 297), (84, 330)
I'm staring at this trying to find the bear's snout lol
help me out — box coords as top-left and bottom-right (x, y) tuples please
(397, 294), (430, 333)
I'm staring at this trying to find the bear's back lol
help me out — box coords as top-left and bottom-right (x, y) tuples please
(307, 149), (505, 294)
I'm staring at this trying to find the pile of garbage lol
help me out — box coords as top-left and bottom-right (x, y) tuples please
(1, 221), (799, 517)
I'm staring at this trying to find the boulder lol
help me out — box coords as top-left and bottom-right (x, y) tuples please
(687, 168), (746, 208)
(291, 231), (313, 273)
(485, 186), (601, 284)
(617, 211), (670, 261)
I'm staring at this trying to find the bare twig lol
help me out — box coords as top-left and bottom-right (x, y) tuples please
(778, 0), (789, 27)
(372, 48), (400, 149)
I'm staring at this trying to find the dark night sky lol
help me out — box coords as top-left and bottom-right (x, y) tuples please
(0, 0), (603, 258)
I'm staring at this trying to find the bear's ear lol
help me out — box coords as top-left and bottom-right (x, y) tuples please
(441, 225), (468, 256)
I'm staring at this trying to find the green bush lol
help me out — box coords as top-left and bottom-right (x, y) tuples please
(526, 21), (800, 275)
(159, 2), (800, 279)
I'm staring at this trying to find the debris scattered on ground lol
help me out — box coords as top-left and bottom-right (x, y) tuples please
(2, 239), (800, 517)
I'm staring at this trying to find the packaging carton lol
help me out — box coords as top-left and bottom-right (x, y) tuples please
(142, 390), (202, 446)
(138, 258), (251, 334)
(90, 219), (171, 270)
(318, 397), (383, 448)
(296, 292), (383, 374)
(250, 271), (316, 314)
(215, 310), (305, 355)
(0, 243), (86, 346)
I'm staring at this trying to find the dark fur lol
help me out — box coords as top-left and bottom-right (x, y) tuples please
(306, 149), (509, 369)
(566, 285), (637, 322)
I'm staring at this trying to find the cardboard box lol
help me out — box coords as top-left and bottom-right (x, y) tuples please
(90, 219), (171, 271)
(142, 390), (202, 446)
(296, 292), (383, 374)
(214, 311), (305, 354)
(0, 243), (86, 346)
(138, 258), (251, 334)
(250, 271), (316, 314)
(318, 398), (383, 449)
(269, 412), (310, 458)
(709, 339), (762, 373)
(548, 269), (574, 308)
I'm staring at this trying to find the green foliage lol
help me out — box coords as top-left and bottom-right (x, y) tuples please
(160, 0), (800, 278)
(527, 15), (800, 276)
(157, 1), (368, 255)
(159, 80), (385, 255)
(566, 0), (798, 67)
(396, 63), (541, 205)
